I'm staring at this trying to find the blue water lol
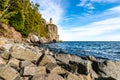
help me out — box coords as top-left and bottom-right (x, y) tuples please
(46, 41), (120, 61)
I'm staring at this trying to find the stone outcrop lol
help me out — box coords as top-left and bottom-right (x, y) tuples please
(0, 37), (120, 80)
(0, 23), (22, 41)
(46, 18), (59, 42)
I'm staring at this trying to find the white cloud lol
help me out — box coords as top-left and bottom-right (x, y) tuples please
(77, 0), (119, 10)
(31, 0), (63, 25)
(60, 6), (120, 41)
(60, 17), (120, 41)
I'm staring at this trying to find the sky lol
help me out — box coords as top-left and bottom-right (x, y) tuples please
(31, 0), (120, 41)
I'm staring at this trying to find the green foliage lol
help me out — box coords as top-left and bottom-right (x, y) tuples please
(0, 0), (48, 38)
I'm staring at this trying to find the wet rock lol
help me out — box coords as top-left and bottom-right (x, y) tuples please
(69, 60), (91, 75)
(97, 60), (120, 79)
(23, 66), (46, 76)
(86, 56), (96, 61)
(0, 65), (20, 80)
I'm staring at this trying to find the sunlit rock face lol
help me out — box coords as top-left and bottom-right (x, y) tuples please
(46, 18), (59, 42)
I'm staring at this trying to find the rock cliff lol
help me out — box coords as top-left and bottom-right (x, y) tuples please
(46, 18), (59, 42)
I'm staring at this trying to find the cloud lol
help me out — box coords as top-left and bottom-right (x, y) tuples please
(77, 0), (119, 10)
(30, 0), (63, 25)
(60, 17), (120, 41)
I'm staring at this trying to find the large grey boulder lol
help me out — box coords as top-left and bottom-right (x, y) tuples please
(11, 48), (43, 62)
(96, 60), (120, 79)
(55, 53), (82, 64)
(0, 65), (20, 80)
(38, 54), (56, 66)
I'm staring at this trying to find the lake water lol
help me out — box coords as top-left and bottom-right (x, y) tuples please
(46, 41), (120, 61)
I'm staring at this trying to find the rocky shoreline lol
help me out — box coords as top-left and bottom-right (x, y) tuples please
(0, 37), (119, 80)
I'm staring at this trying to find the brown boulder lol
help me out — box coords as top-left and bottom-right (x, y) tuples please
(46, 74), (65, 80)
(46, 63), (66, 74)
(23, 66), (46, 76)
(0, 65), (20, 80)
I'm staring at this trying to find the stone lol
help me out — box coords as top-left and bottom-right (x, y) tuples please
(1, 51), (10, 60)
(0, 57), (6, 66)
(0, 40), (5, 48)
(31, 74), (47, 80)
(0, 65), (20, 80)
(8, 58), (20, 70)
(11, 48), (43, 62)
(23, 66), (46, 76)
(2, 44), (13, 52)
(67, 73), (80, 80)
(38, 54), (56, 66)
(55, 53), (82, 64)
(85, 56), (96, 61)
(21, 60), (35, 68)
(46, 74), (65, 80)
(79, 74), (92, 80)
(46, 63), (66, 74)
(97, 60), (120, 79)
(28, 33), (39, 43)
(69, 60), (91, 75)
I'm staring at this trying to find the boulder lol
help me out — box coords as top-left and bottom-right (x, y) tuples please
(46, 63), (66, 74)
(0, 65), (20, 80)
(20, 60), (35, 68)
(2, 43), (13, 52)
(27, 33), (39, 43)
(97, 60), (120, 79)
(31, 74), (47, 80)
(11, 48), (43, 62)
(79, 74), (92, 80)
(8, 58), (20, 70)
(0, 40), (5, 48)
(38, 54), (56, 66)
(0, 57), (7, 66)
(23, 66), (46, 76)
(55, 53), (82, 64)
(46, 74), (65, 80)
(85, 56), (96, 61)
(69, 60), (91, 75)
(67, 73), (80, 80)
(1, 51), (10, 60)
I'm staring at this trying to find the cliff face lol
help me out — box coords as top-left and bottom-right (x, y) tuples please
(46, 18), (59, 41)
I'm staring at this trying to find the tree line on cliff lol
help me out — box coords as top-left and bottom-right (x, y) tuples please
(0, 0), (48, 38)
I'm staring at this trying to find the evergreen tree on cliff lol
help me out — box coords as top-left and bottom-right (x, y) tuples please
(0, 0), (48, 37)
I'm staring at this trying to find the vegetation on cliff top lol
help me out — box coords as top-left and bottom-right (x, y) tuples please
(0, 0), (48, 37)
